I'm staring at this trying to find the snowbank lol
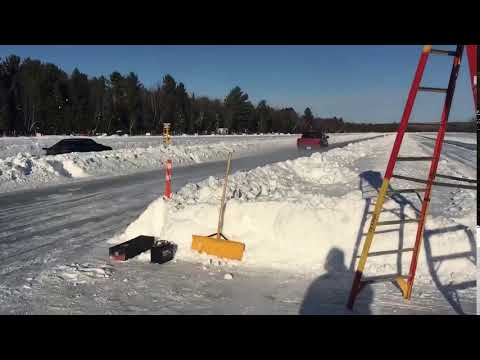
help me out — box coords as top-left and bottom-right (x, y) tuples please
(0, 133), (379, 193)
(0, 137), (293, 193)
(110, 135), (476, 283)
(0, 134), (295, 159)
(0, 133), (381, 160)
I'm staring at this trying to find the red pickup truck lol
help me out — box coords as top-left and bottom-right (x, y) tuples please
(297, 131), (329, 149)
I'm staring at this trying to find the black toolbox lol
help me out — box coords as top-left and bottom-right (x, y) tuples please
(109, 235), (155, 261)
(151, 240), (177, 264)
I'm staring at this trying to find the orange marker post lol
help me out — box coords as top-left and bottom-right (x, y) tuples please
(164, 160), (172, 199)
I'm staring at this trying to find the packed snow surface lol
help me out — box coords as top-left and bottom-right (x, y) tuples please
(0, 132), (475, 314)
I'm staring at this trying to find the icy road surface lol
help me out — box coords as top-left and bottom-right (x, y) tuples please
(0, 133), (476, 315)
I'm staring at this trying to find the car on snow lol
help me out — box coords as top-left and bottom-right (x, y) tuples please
(43, 139), (113, 155)
(297, 131), (329, 149)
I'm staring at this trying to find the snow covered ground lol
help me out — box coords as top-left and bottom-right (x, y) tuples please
(0, 133), (476, 314)
(111, 134), (476, 280)
(107, 133), (476, 314)
(0, 133), (377, 194)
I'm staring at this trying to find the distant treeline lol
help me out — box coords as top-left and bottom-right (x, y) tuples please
(311, 117), (475, 133)
(0, 54), (474, 136)
(0, 54), (317, 136)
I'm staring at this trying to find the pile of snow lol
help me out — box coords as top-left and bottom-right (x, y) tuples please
(0, 137), (294, 192)
(0, 133), (381, 160)
(0, 133), (380, 193)
(110, 135), (476, 283)
(0, 134), (297, 159)
(0, 152), (89, 188)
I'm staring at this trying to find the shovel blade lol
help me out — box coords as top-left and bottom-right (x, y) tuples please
(191, 235), (245, 261)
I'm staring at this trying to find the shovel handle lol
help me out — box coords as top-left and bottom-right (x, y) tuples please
(216, 152), (232, 238)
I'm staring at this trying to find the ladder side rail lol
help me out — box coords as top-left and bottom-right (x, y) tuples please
(405, 45), (465, 299)
(347, 45), (432, 309)
(384, 45), (433, 180)
(465, 45), (477, 109)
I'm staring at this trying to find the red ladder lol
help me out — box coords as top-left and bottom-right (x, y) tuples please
(347, 45), (477, 309)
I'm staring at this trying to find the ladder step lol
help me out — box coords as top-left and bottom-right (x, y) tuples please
(362, 228), (398, 236)
(406, 124), (442, 131)
(356, 248), (414, 258)
(430, 49), (457, 56)
(397, 156), (433, 161)
(361, 274), (407, 284)
(367, 209), (398, 215)
(408, 122), (442, 126)
(377, 219), (419, 226)
(393, 174), (429, 183)
(388, 188), (426, 194)
(418, 87), (448, 93)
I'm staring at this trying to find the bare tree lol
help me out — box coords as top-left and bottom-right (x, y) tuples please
(22, 95), (38, 135)
(148, 85), (163, 131)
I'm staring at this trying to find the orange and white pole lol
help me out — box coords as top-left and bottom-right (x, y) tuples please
(164, 160), (173, 199)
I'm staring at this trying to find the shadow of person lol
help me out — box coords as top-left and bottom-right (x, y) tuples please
(300, 248), (374, 315)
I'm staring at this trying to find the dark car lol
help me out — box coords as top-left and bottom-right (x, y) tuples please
(43, 138), (113, 155)
(297, 131), (329, 149)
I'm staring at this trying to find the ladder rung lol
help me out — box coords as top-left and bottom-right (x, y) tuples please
(367, 209), (398, 214)
(393, 175), (429, 183)
(397, 156), (433, 161)
(430, 49), (457, 56)
(418, 87), (448, 93)
(356, 248), (414, 258)
(407, 124), (441, 128)
(406, 124), (442, 131)
(362, 228), (398, 236)
(361, 274), (407, 284)
(435, 173), (477, 184)
(377, 219), (419, 226)
(388, 188), (426, 194)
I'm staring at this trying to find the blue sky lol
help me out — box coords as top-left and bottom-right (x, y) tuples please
(0, 45), (475, 123)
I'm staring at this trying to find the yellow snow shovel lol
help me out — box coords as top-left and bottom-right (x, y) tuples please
(191, 152), (245, 261)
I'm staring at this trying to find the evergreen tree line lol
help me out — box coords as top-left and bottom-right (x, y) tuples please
(3, 54), (471, 136)
(0, 54), (312, 136)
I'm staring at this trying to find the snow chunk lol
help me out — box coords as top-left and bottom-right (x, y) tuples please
(224, 273), (233, 280)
